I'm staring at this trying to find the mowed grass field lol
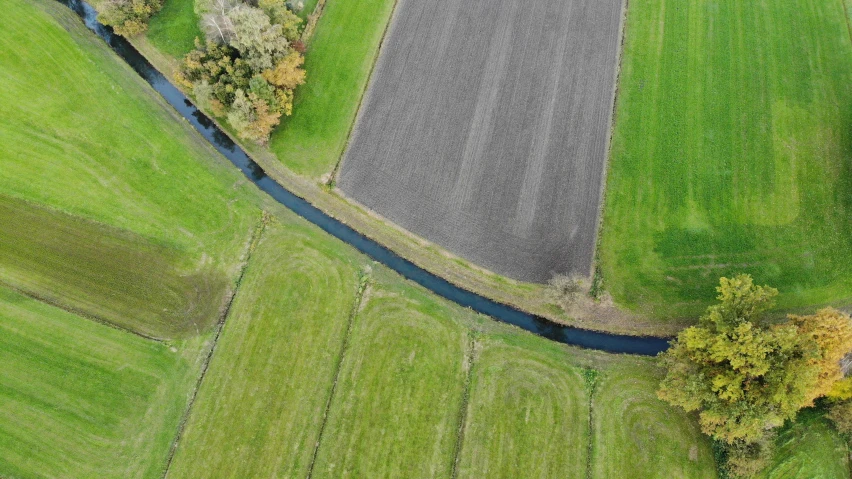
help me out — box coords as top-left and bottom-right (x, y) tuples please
(758, 410), (850, 479)
(591, 362), (717, 479)
(164, 209), (720, 477)
(0, 0), (260, 337)
(456, 334), (590, 479)
(311, 267), (470, 478)
(269, 0), (397, 177)
(601, 0), (852, 318)
(166, 217), (364, 479)
(0, 286), (209, 479)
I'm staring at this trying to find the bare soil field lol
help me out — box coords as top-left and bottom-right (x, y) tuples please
(338, 0), (624, 282)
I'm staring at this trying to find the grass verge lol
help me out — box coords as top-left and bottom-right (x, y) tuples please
(0, 286), (209, 479)
(600, 0), (852, 319)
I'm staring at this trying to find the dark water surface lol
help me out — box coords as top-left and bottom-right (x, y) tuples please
(54, 0), (669, 355)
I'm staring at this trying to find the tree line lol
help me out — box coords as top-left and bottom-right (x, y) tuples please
(99, 0), (308, 143)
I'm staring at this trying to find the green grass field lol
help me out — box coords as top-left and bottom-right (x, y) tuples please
(591, 362), (717, 479)
(269, 0), (397, 177)
(0, 286), (208, 479)
(147, 0), (201, 58)
(0, 0), (260, 336)
(0, 195), (227, 338)
(456, 333), (590, 479)
(600, 0), (852, 319)
(166, 217), (364, 478)
(311, 268), (470, 478)
(1, 0), (258, 263)
(758, 410), (850, 479)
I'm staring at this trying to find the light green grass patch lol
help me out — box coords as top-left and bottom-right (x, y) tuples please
(0, 286), (208, 479)
(600, 0), (852, 318)
(166, 217), (363, 479)
(591, 361), (717, 479)
(758, 410), (850, 479)
(0, 194), (227, 339)
(311, 267), (470, 478)
(269, 0), (396, 177)
(456, 333), (589, 479)
(0, 0), (258, 270)
(147, 0), (202, 58)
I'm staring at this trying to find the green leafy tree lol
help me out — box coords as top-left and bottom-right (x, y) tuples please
(658, 275), (852, 477)
(258, 0), (303, 41)
(99, 0), (164, 36)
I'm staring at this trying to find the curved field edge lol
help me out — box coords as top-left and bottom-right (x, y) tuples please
(598, 0), (852, 319)
(591, 362), (718, 479)
(118, 0), (676, 336)
(0, 285), (211, 479)
(455, 337), (590, 479)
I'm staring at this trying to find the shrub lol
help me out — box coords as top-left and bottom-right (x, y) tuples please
(827, 400), (852, 435)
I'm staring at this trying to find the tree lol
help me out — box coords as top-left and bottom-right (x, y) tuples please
(789, 308), (852, 404)
(258, 0), (303, 41)
(227, 5), (291, 70)
(262, 51), (306, 90)
(658, 275), (852, 477)
(827, 400), (852, 434)
(99, 0), (164, 36)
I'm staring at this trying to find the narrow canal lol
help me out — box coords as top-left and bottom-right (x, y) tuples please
(56, 0), (670, 356)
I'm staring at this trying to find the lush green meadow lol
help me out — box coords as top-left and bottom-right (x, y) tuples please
(758, 410), (850, 479)
(591, 362), (717, 479)
(311, 268), (471, 478)
(456, 334), (590, 479)
(601, 0), (852, 318)
(146, 0), (201, 58)
(0, 286), (208, 479)
(166, 218), (364, 479)
(0, 0), (259, 336)
(269, 0), (397, 177)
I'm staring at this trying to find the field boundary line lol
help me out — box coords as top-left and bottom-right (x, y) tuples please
(449, 333), (478, 479)
(300, 0), (327, 44)
(326, 0), (403, 184)
(160, 212), (269, 479)
(0, 279), (165, 343)
(589, 0), (632, 278)
(305, 270), (371, 479)
(841, 0), (852, 46)
(584, 369), (599, 479)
